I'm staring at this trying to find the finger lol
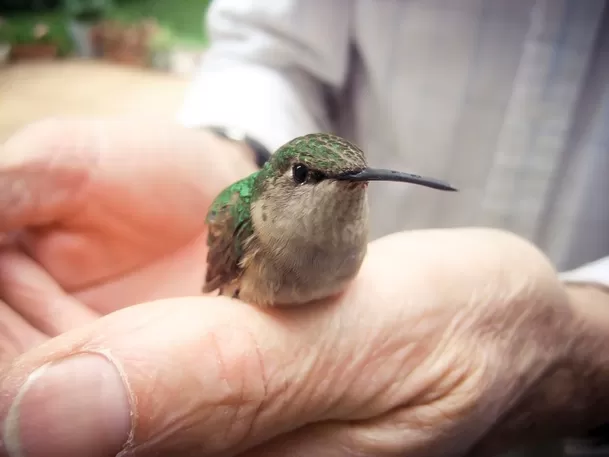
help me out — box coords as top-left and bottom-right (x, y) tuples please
(0, 297), (330, 457)
(0, 248), (99, 336)
(240, 423), (435, 457)
(0, 118), (94, 230)
(72, 231), (209, 315)
(0, 300), (47, 364)
(240, 421), (409, 457)
(0, 116), (255, 232)
(240, 407), (474, 457)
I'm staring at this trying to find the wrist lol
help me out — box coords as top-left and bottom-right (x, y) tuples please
(565, 282), (609, 335)
(196, 128), (259, 181)
(203, 126), (272, 169)
(561, 282), (609, 442)
(471, 281), (609, 455)
(519, 281), (609, 438)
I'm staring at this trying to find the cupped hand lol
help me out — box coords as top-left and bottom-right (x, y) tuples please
(0, 221), (575, 457)
(0, 117), (257, 344)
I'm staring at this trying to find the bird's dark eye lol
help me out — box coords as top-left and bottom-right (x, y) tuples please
(292, 163), (308, 184)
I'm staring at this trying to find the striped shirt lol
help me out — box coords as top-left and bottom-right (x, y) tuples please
(179, 0), (609, 285)
(179, 3), (609, 453)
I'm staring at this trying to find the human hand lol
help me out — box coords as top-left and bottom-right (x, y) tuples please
(0, 222), (585, 457)
(0, 117), (257, 327)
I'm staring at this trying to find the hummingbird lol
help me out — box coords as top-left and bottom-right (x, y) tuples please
(202, 132), (457, 307)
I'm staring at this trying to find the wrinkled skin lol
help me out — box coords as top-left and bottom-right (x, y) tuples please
(0, 118), (575, 457)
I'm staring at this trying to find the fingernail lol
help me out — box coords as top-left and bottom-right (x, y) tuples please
(3, 353), (132, 457)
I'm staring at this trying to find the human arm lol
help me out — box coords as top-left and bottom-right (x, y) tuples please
(468, 256), (609, 455)
(561, 256), (609, 345)
(177, 0), (353, 152)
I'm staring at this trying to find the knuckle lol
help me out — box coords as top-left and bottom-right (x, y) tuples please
(198, 324), (272, 448)
(0, 117), (96, 226)
(3, 117), (98, 175)
(133, 319), (277, 455)
(6, 117), (70, 153)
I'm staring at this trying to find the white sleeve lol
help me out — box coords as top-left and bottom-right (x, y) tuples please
(177, 0), (352, 152)
(560, 256), (609, 289)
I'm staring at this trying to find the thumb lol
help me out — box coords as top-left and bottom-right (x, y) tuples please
(0, 118), (94, 231)
(0, 295), (346, 457)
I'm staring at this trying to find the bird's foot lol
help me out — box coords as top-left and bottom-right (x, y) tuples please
(202, 285), (222, 296)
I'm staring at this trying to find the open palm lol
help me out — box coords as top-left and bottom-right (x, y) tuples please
(0, 118), (256, 318)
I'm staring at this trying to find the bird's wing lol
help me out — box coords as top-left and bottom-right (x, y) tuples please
(203, 179), (255, 293)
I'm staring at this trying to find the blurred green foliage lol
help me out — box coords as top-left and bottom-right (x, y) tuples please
(0, 0), (212, 54)
(109, 0), (212, 47)
(0, 13), (73, 54)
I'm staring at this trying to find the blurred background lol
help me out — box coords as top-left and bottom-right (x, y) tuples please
(0, 0), (211, 141)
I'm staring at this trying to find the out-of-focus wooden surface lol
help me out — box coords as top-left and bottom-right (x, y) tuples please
(0, 59), (191, 142)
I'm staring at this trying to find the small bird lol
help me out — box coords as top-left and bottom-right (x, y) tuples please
(203, 132), (457, 307)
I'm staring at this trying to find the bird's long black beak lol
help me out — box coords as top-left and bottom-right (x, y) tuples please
(336, 168), (457, 191)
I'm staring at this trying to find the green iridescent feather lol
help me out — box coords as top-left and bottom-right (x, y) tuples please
(203, 171), (259, 292)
